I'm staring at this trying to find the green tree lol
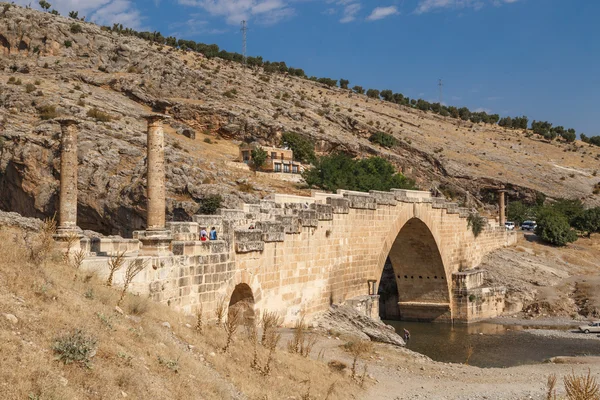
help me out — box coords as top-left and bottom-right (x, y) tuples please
(199, 195), (222, 215)
(380, 90), (393, 102)
(573, 208), (600, 238)
(366, 89), (380, 99)
(458, 107), (471, 121)
(551, 199), (584, 226)
(303, 153), (417, 193)
(50, 9), (60, 15)
(352, 86), (364, 94)
(507, 201), (535, 225)
(251, 147), (268, 170)
(68, 10), (78, 18)
(535, 207), (577, 246)
(340, 79), (350, 89)
(281, 132), (315, 164)
(39, 0), (51, 11)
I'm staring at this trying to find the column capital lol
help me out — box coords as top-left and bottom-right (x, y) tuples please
(142, 114), (171, 123)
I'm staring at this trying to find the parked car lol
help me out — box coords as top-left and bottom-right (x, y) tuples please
(505, 221), (515, 230)
(521, 220), (537, 231)
(578, 321), (600, 334)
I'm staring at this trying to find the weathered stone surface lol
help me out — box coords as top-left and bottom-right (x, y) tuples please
(316, 305), (405, 347)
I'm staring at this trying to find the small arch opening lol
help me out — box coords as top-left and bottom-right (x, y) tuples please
(228, 283), (255, 325)
(18, 40), (28, 51)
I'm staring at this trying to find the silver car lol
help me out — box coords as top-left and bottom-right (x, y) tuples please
(578, 321), (600, 334)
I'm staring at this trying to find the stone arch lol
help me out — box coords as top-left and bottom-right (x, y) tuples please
(228, 283), (255, 324)
(0, 34), (10, 55)
(376, 216), (452, 321)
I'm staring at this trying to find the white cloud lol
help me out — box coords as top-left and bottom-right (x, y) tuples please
(13, 0), (143, 29)
(340, 3), (361, 23)
(415, 0), (518, 14)
(179, 0), (295, 25)
(366, 6), (399, 21)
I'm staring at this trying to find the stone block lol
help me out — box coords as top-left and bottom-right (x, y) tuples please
(234, 229), (265, 253)
(276, 215), (301, 234)
(167, 222), (199, 241)
(342, 192), (377, 210)
(299, 210), (318, 227)
(256, 221), (286, 242)
(310, 203), (333, 221)
(327, 197), (349, 214)
(369, 190), (397, 206)
(218, 209), (247, 221)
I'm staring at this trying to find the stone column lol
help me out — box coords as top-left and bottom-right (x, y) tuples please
(57, 118), (79, 230)
(53, 118), (84, 251)
(498, 190), (506, 226)
(145, 115), (167, 231)
(134, 114), (173, 257)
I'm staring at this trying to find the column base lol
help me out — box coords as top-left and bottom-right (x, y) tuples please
(53, 227), (84, 252)
(134, 230), (173, 257)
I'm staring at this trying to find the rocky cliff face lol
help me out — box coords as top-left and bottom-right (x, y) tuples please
(1, 5), (599, 235)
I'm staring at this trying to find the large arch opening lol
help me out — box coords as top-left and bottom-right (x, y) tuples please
(228, 283), (255, 324)
(378, 218), (451, 322)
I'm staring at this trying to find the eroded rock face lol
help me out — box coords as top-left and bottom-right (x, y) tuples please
(1, 5), (598, 235)
(316, 304), (406, 347)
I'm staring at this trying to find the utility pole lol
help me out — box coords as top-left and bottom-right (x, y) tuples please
(438, 78), (443, 104)
(241, 20), (247, 70)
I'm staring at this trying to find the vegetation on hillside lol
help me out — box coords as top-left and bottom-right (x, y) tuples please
(40, 3), (599, 146)
(508, 198), (600, 246)
(303, 154), (417, 193)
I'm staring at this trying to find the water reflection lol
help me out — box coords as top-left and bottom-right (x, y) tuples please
(385, 320), (600, 368)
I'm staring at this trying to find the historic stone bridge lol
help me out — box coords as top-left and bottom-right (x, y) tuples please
(52, 116), (516, 324)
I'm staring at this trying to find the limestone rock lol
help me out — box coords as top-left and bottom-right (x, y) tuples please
(316, 304), (405, 347)
(3, 313), (18, 325)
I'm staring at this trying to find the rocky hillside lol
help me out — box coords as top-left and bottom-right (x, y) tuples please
(1, 4), (599, 235)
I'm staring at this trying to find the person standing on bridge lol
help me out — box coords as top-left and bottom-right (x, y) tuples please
(200, 227), (208, 241)
(209, 227), (217, 240)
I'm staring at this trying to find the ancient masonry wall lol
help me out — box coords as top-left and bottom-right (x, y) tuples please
(83, 189), (516, 324)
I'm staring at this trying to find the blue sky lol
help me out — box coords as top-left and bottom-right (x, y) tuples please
(18, 0), (600, 135)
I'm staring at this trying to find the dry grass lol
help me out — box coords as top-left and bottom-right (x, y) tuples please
(0, 225), (356, 400)
(343, 341), (374, 380)
(288, 314), (318, 358)
(564, 369), (600, 400)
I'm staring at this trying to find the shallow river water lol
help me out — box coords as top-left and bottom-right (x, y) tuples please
(385, 320), (600, 368)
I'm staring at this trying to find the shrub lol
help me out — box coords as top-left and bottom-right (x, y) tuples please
(25, 83), (36, 93)
(369, 131), (398, 148)
(87, 107), (112, 122)
(203, 137), (212, 144)
(467, 213), (486, 237)
(303, 153), (417, 193)
(280, 132), (316, 164)
(535, 207), (577, 246)
(64, 40), (72, 48)
(222, 89), (237, 98)
(70, 23), (82, 33)
(199, 194), (222, 215)
(38, 105), (58, 120)
(52, 329), (97, 368)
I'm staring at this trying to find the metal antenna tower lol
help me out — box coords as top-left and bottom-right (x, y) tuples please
(438, 78), (443, 104)
(241, 20), (248, 70)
